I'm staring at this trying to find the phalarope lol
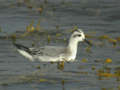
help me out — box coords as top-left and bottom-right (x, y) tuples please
(14, 29), (91, 62)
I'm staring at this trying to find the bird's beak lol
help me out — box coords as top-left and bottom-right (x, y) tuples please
(84, 39), (92, 46)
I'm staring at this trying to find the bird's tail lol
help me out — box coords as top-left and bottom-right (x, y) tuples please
(13, 43), (34, 61)
(14, 43), (30, 52)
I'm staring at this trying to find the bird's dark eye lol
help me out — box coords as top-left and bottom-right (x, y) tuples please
(73, 34), (81, 38)
(78, 34), (81, 37)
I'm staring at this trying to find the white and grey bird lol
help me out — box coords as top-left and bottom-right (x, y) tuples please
(14, 29), (91, 62)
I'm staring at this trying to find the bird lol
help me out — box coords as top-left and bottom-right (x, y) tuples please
(13, 29), (91, 62)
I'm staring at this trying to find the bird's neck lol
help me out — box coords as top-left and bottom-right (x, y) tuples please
(67, 38), (78, 59)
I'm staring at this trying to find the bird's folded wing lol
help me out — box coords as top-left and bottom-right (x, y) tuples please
(30, 46), (65, 57)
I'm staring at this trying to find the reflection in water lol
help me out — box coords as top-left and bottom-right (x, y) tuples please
(61, 80), (65, 90)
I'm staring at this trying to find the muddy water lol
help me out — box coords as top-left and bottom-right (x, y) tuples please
(0, 0), (120, 90)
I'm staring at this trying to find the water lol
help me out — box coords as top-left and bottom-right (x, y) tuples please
(0, 0), (120, 90)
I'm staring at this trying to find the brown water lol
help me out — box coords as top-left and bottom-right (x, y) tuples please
(0, 0), (120, 90)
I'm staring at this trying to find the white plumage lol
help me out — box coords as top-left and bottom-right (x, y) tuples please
(14, 29), (89, 62)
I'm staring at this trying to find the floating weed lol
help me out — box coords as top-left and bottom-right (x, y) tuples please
(47, 35), (51, 43)
(61, 80), (65, 85)
(36, 20), (41, 31)
(30, 26), (35, 32)
(56, 33), (62, 37)
(97, 69), (104, 80)
(36, 8), (43, 14)
(21, 32), (29, 37)
(50, 61), (55, 64)
(85, 34), (95, 38)
(108, 38), (117, 48)
(96, 66), (120, 79)
(19, 75), (33, 83)
(39, 78), (57, 83)
(26, 25), (35, 32)
(63, 37), (67, 42)
(10, 34), (17, 42)
(118, 86), (120, 90)
(105, 58), (112, 63)
(26, 20), (35, 32)
(98, 35), (109, 40)
(101, 88), (107, 90)
(32, 42), (35, 47)
(1, 83), (9, 86)
(85, 46), (92, 53)
(36, 65), (41, 69)
(116, 37), (120, 42)
(91, 66), (96, 70)
(27, 5), (33, 9)
(81, 58), (88, 63)
(57, 61), (64, 70)
(39, 78), (48, 82)
(0, 27), (2, 32)
(97, 72), (116, 78)
(61, 80), (65, 90)
(56, 25), (60, 30)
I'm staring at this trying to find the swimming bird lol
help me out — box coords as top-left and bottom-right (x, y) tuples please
(14, 29), (91, 62)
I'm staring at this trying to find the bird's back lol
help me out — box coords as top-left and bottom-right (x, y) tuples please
(30, 46), (66, 62)
(30, 46), (65, 56)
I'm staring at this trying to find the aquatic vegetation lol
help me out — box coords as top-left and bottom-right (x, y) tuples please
(36, 7), (43, 14)
(105, 58), (112, 63)
(0, 27), (2, 32)
(26, 25), (35, 32)
(91, 66), (96, 70)
(108, 38), (117, 47)
(36, 65), (41, 69)
(96, 63), (120, 80)
(36, 20), (41, 31)
(26, 20), (35, 32)
(116, 37), (120, 42)
(32, 41), (35, 47)
(57, 61), (64, 70)
(98, 35), (109, 40)
(39, 78), (48, 82)
(19, 75), (33, 82)
(1, 83), (8, 86)
(97, 72), (116, 78)
(85, 34), (95, 38)
(10, 34), (17, 42)
(72, 26), (78, 32)
(56, 33), (62, 37)
(27, 5), (33, 9)
(47, 35), (51, 43)
(81, 58), (88, 63)
(63, 37), (67, 42)
(85, 46), (92, 53)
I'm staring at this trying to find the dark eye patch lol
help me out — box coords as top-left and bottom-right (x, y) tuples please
(73, 34), (81, 38)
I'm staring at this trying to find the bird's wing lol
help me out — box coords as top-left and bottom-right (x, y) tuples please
(30, 46), (65, 57)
